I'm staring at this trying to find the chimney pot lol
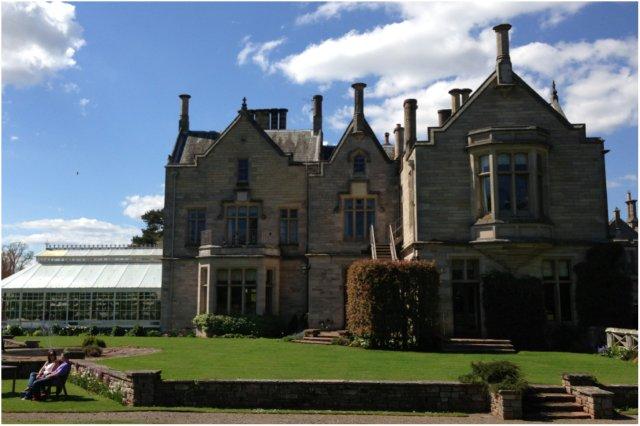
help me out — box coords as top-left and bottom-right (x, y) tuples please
(403, 99), (418, 147)
(313, 95), (323, 135)
(460, 88), (472, 105)
(394, 123), (404, 160)
(352, 83), (367, 132)
(179, 94), (191, 132)
(384, 132), (390, 145)
(493, 23), (513, 84)
(614, 207), (621, 222)
(437, 109), (452, 126)
(449, 89), (462, 113)
(626, 191), (638, 230)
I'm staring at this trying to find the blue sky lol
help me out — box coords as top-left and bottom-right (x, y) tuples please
(2, 1), (638, 250)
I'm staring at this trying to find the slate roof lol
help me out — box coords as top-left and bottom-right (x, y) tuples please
(265, 130), (321, 162)
(171, 131), (220, 165)
(609, 217), (638, 242)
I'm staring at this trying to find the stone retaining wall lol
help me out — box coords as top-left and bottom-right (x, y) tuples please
(562, 374), (637, 409)
(156, 379), (488, 412)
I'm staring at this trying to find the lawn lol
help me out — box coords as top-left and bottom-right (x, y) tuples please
(13, 336), (638, 385)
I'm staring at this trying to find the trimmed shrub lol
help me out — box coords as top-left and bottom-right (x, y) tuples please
(146, 329), (162, 337)
(50, 324), (62, 335)
(482, 271), (546, 350)
(459, 361), (528, 393)
(574, 243), (635, 328)
(127, 325), (147, 337)
(192, 314), (285, 337)
(110, 326), (126, 337)
(82, 336), (106, 348)
(4, 325), (25, 336)
(88, 326), (99, 336)
(346, 259), (440, 350)
(83, 345), (103, 357)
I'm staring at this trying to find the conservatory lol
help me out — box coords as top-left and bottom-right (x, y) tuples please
(1, 244), (162, 328)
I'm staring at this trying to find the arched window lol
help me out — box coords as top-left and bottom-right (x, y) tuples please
(353, 155), (366, 174)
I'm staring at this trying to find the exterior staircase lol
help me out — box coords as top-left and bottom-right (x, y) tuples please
(374, 244), (392, 259)
(442, 338), (516, 353)
(524, 385), (590, 420)
(292, 329), (349, 345)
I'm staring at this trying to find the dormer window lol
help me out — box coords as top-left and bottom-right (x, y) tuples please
(353, 155), (366, 175)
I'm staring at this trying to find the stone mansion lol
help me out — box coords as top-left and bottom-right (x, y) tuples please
(161, 23), (630, 336)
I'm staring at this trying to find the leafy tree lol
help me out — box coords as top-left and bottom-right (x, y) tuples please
(2, 242), (34, 278)
(131, 209), (164, 246)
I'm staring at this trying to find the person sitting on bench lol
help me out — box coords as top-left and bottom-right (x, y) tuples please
(22, 353), (71, 401)
(24, 350), (59, 392)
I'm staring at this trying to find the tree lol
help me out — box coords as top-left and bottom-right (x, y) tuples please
(131, 209), (164, 246)
(2, 242), (34, 278)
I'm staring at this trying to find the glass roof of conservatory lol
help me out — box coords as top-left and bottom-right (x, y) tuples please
(2, 245), (162, 291)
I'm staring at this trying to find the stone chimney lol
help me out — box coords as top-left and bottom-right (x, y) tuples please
(384, 132), (391, 145)
(403, 99), (417, 147)
(255, 110), (270, 129)
(614, 207), (622, 222)
(493, 23), (513, 85)
(438, 109), (452, 126)
(278, 108), (287, 129)
(352, 82), (367, 132)
(460, 88), (472, 105)
(394, 123), (404, 160)
(313, 95), (323, 135)
(626, 191), (638, 230)
(449, 89), (462, 113)
(179, 94), (191, 132)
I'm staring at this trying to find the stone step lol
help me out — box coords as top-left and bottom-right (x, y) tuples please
(302, 336), (334, 342)
(525, 401), (584, 412)
(530, 411), (591, 420)
(445, 342), (515, 348)
(526, 393), (576, 403)
(291, 339), (332, 345)
(447, 338), (512, 344)
(526, 385), (566, 393)
(442, 347), (516, 354)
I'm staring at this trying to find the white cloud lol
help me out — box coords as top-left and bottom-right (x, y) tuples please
(237, 37), (285, 73)
(621, 174), (638, 181)
(295, 2), (383, 26)
(608, 174), (638, 189)
(258, 2), (635, 136)
(2, 1), (85, 87)
(121, 194), (164, 220)
(3, 218), (138, 246)
(61, 81), (79, 93)
(10, 135), (19, 141)
(78, 97), (90, 115)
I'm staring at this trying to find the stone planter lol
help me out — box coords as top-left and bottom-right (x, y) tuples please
(490, 389), (522, 420)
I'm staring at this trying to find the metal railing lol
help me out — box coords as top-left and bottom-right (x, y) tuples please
(370, 225), (377, 259)
(389, 224), (398, 261)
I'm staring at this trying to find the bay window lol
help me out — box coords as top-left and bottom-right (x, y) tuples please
(215, 268), (257, 315)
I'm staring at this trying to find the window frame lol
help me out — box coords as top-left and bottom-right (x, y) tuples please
(353, 155), (366, 175)
(541, 259), (574, 323)
(237, 158), (249, 184)
(225, 204), (259, 246)
(279, 208), (299, 245)
(342, 196), (376, 241)
(214, 268), (258, 315)
(186, 208), (206, 247)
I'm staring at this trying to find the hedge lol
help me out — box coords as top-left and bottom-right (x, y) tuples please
(192, 314), (285, 338)
(482, 270), (547, 350)
(346, 259), (440, 350)
(574, 243), (635, 328)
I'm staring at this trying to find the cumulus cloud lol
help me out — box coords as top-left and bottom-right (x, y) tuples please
(237, 36), (286, 73)
(61, 81), (79, 93)
(3, 218), (138, 245)
(609, 174), (638, 189)
(2, 1), (85, 87)
(9, 135), (19, 141)
(122, 195), (164, 220)
(78, 97), (90, 115)
(295, 2), (383, 26)
(258, 2), (636, 136)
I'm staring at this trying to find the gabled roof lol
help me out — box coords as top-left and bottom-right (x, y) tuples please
(328, 117), (394, 163)
(432, 70), (580, 139)
(609, 217), (638, 242)
(265, 129), (321, 162)
(170, 131), (220, 165)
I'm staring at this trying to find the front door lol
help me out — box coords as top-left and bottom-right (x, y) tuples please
(453, 282), (480, 337)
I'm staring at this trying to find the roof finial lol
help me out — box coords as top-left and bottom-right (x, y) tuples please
(550, 80), (566, 118)
(552, 80), (558, 102)
(241, 97), (247, 111)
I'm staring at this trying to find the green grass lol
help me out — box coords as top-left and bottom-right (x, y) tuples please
(13, 336), (637, 385)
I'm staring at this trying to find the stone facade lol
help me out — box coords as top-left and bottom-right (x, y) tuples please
(161, 23), (630, 334)
(490, 390), (522, 420)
